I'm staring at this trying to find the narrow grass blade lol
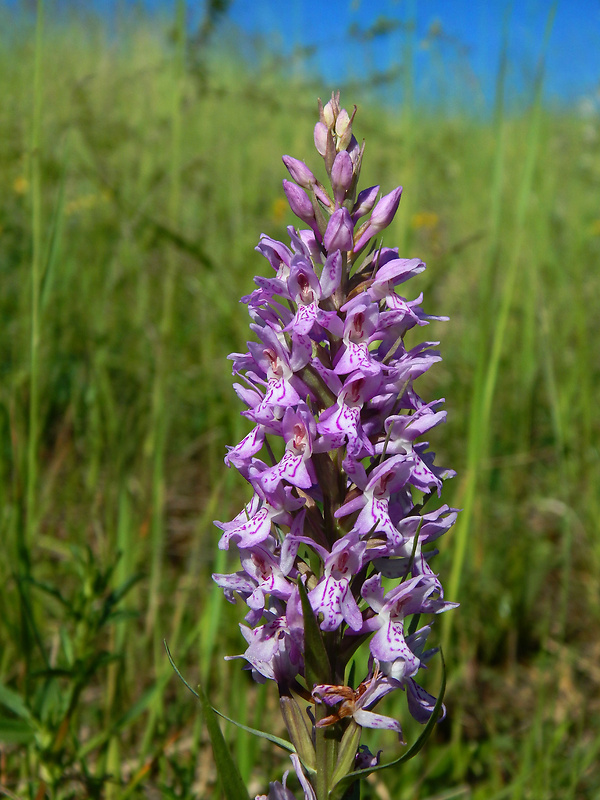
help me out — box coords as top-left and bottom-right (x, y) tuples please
(0, 683), (32, 720)
(0, 717), (35, 745)
(40, 154), (67, 309)
(25, 0), (45, 556)
(77, 682), (162, 758)
(443, 2), (557, 655)
(165, 641), (250, 800)
(145, 0), (186, 645)
(442, 5), (511, 651)
(213, 707), (295, 755)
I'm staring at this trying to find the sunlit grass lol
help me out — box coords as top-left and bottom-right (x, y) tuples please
(0, 7), (598, 799)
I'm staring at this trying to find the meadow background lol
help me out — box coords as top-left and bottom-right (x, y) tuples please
(1, 1), (599, 798)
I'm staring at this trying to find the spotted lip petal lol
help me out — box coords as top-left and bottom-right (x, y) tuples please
(308, 533), (366, 632)
(353, 708), (403, 734)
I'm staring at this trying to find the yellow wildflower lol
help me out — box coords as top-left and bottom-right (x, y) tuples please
(13, 176), (29, 195)
(270, 197), (288, 223)
(411, 211), (439, 231)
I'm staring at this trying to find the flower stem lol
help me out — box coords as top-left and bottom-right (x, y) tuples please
(26, 0), (44, 555)
(315, 704), (331, 800)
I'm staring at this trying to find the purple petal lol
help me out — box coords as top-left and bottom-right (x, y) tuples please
(353, 708), (404, 737)
(324, 207), (354, 252)
(361, 574), (385, 613)
(290, 753), (317, 800)
(406, 677), (445, 723)
(351, 185), (380, 222)
(260, 451), (314, 492)
(319, 250), (342, 298)
(224, 425), (265, 468)
(331, 150), (353, 204)
(282, 155), (316, 189)
(370, 622), (420, 673)
(283, 180), (315, 222)
(314, 122), (328, 156)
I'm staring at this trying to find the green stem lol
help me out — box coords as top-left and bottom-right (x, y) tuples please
(315, 705), (330, 800)
(145, 0), (185, 640)
(26, 0), (44, 554)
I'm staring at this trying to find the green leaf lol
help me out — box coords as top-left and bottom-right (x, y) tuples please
(109, 572), (144, 606)
(214, 706), (296, 756)
(165, 643), (299, 763)
(165, 641), (250, 800)
(22, 575), (69, 608)
(196, 680), (250, 800)
(77, 682), (162, 758)
(279, 696), (316, 772)
(114, 682), (162, 730)
(331, 720), (361, 786)
(329, 653), (447, 800)
(0, 717), (36, 744)
(0, 682), (32, 720)
(297, 578), (331, 689)
(40, 152), (67, 309)
(60, 626), (74, 667)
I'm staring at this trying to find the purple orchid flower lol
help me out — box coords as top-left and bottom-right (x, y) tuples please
(336, 454), (415, 540)
(312, 661), (405, 741)
(258, 405), (318, 493)
(211, 93), (459, 798)
(307, 532), (367, 632)
(361, 574), (457, 668)
(283, 256), (344, 338)
(229, 591), (304, 684)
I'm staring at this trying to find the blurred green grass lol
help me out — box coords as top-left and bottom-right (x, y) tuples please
(0, 7), (599, 799)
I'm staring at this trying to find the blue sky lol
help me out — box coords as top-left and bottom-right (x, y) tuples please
(223, 0), (600, 111)
(10, 0), (600, 111)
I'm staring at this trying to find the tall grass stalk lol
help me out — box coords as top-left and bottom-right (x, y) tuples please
(442, 2), (509, 638)
(145, 0), (186, 642)
(16, 0), (46, 701)
(443, 4), (556, 654)
(136, 2), (187, 765)
(395, 0), (415, 254)
(25, 0), (44, 555)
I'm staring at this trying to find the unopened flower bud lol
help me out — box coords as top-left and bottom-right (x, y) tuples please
(347, 136), (363, 169)
(323, 99), (335, 128)
(283, 180), (315, 223)
(335, 108), (352, 150)
(352, 185), (380, 222)
(354, 186), (402, 251)
(324, 207), (354, 252)
(282, 155), (316, 190)
(331, 151), (353, 206)
(314, 122), (328, 157)
(283, 180), (323, 242)
(369, 186), (402, 229)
